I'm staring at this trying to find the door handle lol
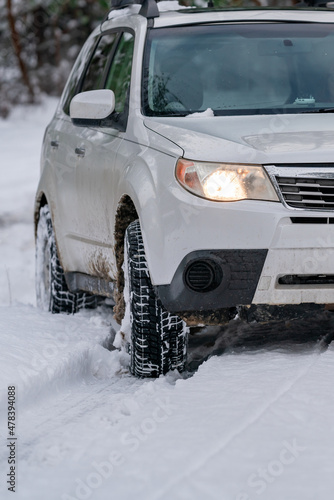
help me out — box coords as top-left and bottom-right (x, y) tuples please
(50, 140), (59, 149)
(75, 147), (85, 157)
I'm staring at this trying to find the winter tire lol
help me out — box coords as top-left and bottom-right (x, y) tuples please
(35, 205), (98, 313)
(124, 220), (188, 377)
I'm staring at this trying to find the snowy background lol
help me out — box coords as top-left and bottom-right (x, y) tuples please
(1, 99), (334, 500)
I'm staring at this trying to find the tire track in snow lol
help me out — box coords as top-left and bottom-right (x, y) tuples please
(149, 344), (327, 500)
(16, 366), (143, 463)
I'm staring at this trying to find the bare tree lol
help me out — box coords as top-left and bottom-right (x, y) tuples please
(6, 0), (34, 100)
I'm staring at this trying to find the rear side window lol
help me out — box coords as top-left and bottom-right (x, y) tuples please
(81, 33), (118, 93)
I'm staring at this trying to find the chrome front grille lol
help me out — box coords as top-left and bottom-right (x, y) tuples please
(276, 176), (334, 210)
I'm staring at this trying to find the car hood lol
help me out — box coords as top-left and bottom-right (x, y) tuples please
(144, 114), (334, 164)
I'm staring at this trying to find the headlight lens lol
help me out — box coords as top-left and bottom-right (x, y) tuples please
(176, 159), (278, 202)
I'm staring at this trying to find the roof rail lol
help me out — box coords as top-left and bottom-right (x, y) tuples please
(110, 0), (159, 18)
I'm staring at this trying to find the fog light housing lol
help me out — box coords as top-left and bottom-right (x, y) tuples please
(184, 260), (222, 292)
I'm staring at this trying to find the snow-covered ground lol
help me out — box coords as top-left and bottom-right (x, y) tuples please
(1, 99), (334, 500)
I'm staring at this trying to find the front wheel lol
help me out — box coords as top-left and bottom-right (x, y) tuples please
(124, 220), (188, 377)
(35, 205), (98, 313)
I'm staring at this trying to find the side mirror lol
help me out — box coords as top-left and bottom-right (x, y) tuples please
(70, 89), (115, 124)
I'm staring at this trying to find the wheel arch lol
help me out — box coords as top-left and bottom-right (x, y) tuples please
(114, 148), (179, 290)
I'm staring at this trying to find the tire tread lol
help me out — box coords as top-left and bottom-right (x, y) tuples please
(126, 220), (187, 377)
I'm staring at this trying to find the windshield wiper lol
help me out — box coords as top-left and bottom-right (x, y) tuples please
(300, 108), (334, 113)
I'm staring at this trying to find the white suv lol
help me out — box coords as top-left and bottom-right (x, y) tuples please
(35, 0), (334, 377)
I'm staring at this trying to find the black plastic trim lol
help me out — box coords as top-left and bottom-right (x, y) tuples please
(66, 272), (115, 299)
(72, 111), (127, 131)
(291, 217), (334, 224)
(278, 274), (334, 286)
(156, 249), (268, 313)
(290, 217), (329, 224)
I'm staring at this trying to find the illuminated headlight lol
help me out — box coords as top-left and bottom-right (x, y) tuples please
(176, 159), (278, 202)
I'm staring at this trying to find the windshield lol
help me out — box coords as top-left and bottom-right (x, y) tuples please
(142, 22), (334, 116)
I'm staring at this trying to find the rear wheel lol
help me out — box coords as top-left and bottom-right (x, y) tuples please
(124, 220), (188, 377)
(35, 205), (98, 313)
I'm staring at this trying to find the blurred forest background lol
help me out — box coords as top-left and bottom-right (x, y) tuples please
(0, 0), (294, 118)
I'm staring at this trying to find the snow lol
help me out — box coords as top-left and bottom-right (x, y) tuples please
(1, 98), (334, 500)
(157, 1), (186, 12)
(0, 98), (58, 306)
(108, 5), (141, 19)
(107, 1), (187, 18)
(186, 108), (215, 118)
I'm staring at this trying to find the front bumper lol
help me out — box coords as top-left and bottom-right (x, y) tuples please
(156, 241), (334, 313)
